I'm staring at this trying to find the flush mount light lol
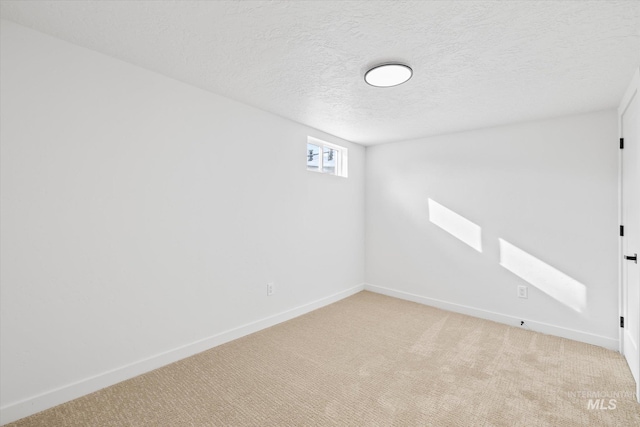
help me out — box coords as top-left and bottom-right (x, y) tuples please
(364, 63), (412, 87)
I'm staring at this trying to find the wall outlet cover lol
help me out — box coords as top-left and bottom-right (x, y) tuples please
(267, 282), (274, 296)
(517, 285), (528, 299)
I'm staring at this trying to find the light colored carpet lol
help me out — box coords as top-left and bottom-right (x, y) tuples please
(7, 291), (640, 426)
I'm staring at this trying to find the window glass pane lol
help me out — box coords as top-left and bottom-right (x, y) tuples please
(323, 146), (337, 175)
(307, 144), (320, 171)
(306, 137), (347, 177)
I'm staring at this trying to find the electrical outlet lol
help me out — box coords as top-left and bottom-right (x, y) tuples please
(517, 285), (528, 299)
(267, 282), (274, 296)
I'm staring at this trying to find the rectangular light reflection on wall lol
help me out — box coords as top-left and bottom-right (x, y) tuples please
(499, 239), (586, 312)
(428, 199), (482, 252)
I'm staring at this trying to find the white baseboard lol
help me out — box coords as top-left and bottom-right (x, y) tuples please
(364, 284), (619, 351)
(0, 284), (365, 426)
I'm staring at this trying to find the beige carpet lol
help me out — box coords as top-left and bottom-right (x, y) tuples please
(8, 291), (640, 426)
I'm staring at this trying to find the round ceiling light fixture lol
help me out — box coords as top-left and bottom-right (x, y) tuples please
(364, 63), (412, 87)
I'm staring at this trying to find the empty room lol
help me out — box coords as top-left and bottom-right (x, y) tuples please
(1, 1), (639, 426)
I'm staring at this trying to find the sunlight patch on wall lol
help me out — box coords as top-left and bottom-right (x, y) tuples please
(499, 239), (586, 313)
(428, 199), (482, 252)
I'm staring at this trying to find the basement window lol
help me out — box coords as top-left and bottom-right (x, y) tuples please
(306, 137), (348, 177)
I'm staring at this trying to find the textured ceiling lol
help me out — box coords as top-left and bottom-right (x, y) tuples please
(1, 1), (639, 145)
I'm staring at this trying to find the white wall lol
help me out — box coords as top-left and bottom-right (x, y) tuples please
(366, 110), (619, 348)
(0, 20), (364, 422)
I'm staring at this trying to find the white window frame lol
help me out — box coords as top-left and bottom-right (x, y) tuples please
(307, 136), (348, 178)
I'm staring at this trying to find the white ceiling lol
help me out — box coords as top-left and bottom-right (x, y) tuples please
(1, 1), (639, 146)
